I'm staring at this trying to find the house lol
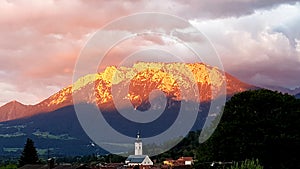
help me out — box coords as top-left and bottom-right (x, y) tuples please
(124, 132), (153, 167)
(163, 159), (174, 166)
(176, 157), (193, 166)
(163, 157), (194, 167)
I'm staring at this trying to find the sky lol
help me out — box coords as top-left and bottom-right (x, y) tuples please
(0, 0), (300, 106)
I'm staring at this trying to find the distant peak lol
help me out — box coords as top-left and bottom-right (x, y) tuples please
(4, 100), (24, 106)
(0, 100), (28, 110)
(11, 100), (22, 104)
(2, 100), (25, 107)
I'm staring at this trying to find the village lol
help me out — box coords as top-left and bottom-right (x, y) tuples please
(18, 133), (194, 169)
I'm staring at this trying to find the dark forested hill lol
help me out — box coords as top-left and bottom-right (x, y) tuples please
(196, 89), (300, 169)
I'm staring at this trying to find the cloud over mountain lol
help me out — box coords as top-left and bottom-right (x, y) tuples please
(0, 0), (299, 106)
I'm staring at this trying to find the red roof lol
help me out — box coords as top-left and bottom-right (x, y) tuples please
(177, 157), (193, 161)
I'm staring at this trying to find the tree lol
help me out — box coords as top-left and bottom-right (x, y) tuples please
(228, 159), (263, 169)
(18, 138), (39, 167)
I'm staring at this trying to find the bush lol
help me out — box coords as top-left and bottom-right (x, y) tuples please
(228, 159), (263, 169)
(0, 164), (17, 169)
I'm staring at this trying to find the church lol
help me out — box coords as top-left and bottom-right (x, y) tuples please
(125, 132), (153, 167)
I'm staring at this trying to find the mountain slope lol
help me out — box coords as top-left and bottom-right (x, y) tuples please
(0, 101), (31, 121)
(0, 105), (107, 157)
(0, 100), (212, 157)
(0, 62), (255, 122)
(295, 93), (300, 99)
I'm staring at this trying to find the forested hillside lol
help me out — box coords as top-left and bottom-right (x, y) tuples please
(195, 89), (300, 169)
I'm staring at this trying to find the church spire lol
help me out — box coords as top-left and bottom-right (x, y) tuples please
(136, 130), (140, 140)
(135, 130), (142, 155)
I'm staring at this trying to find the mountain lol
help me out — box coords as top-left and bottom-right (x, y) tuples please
(295, 93), (300, 99)
(0, 105), (108, 157)
(0, 62), (254, 123)
(0, 88), (73, 122)
(260, 85), (300, 95)
(0, 100), (212, 157)
(0, 62), (256, 157)
(0, 101), (31, 122)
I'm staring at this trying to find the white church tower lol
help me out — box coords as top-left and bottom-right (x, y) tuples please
(134, 131), (142, 155)
(125, 131), (153, 166)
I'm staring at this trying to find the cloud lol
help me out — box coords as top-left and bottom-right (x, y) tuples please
(0, 0), (299, 105)
(167, 0), (299, 19)
(191, 3), (300, 88)
(0, 82), (43, 106)
(273, 17), (300, 47)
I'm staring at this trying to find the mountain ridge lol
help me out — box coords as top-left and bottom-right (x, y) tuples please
(0, 62), (255, 122)
(260, 85), (300, 95)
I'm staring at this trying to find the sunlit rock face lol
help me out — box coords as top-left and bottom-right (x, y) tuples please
(0, 62), (254, 122)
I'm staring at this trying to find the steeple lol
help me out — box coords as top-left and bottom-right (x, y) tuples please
(136, 130), (140, 140)
(135, 131), (142, 155)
